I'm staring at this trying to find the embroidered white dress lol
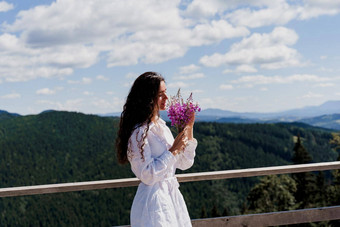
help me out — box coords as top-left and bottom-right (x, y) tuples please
(128, 118), (197, 227)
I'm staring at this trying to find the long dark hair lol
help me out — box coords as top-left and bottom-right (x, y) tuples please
(116, 72), (165, 164)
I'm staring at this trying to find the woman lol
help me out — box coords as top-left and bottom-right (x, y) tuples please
(116, 72), (197, 226)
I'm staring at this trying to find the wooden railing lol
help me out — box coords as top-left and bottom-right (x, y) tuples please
(191, 206), (340, 226)
(1, 161), (340, 226)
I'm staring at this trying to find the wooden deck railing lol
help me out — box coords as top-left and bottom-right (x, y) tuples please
(1, 161), (340, 226)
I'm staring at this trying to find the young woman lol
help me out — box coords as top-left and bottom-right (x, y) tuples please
(116, 72), (197, 226)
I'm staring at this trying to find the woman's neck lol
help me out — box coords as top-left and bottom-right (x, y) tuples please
(152, 111), (159, 123)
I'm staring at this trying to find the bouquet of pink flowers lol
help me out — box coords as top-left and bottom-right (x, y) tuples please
(167, 89), (201, 133)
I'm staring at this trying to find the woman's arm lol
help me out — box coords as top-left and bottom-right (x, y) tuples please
(176, 112), (197, 170)
(176, 139), (197, 170)
(128, 127), (178, 185)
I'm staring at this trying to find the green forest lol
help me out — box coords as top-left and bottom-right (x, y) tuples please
(0, 111), (339, 226)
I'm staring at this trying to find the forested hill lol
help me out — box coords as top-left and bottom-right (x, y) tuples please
(0, 111), (338, 226)
(0, 110), (20, 121)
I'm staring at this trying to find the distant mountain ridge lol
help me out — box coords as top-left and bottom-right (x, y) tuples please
(100, 100), (340, 130)
(197, 100), (340, 120)
(0, 110), (20, 121)
(2, 100), (339, 130)
(161, 100), (340, 130)
(299, 114), (340, 130)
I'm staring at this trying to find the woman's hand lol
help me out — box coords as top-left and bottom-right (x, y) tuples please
(185, 112), (195, 140)
(187, 111), (195, 127)
(169, 129), (188, 156)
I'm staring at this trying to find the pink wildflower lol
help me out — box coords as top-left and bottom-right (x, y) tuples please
(167, 89), (201, 133)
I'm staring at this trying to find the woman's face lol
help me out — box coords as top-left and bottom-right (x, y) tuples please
(157, 81), (168, 111)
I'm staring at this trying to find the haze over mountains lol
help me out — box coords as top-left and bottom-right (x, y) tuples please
(162, 100), (340, 130)
(98, 100), (340, 130)
(197, 100), (340, 120)
(1, 100), (340, 130)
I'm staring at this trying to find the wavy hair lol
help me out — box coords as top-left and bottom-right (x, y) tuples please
(116, 72), (165, 164)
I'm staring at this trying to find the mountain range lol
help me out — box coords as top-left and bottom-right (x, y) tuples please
(161, 100), (340, 130)
(1, 100), (340, 130)
(195, 100), (340, 120)
(0, 110), (20, 121)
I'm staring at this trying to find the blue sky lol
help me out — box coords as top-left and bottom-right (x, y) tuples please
(1, 0), (340, 115)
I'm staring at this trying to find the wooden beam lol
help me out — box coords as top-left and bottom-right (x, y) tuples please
(192, 206), (340, 227)
(177, 161), (340, 183)
(0, 161), (339, 197)
(0, 178), (141, 197)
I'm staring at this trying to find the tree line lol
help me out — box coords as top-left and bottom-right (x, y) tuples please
(0, 111), (338, 226)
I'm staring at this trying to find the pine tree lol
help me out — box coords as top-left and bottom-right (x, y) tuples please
(314, 171), (327, 207)
(291, 134), (317, 209)
(211, 204), (221, 217)
(222, 207), (229, 216)
(292, 135), (312, 164)
(328, 133), (340, 205)
(200, 206), (207, 218)
(246, 175), (297, 213)
(330, 133), (340, 154)
(328, 133), (340, 226)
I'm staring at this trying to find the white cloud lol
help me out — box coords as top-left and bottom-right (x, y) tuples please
(0, 0), (251, 82)
(184, 0), (279, 19)
(319, 67), (334, 73)
(222, 69), (233, 74)
(1, 92), (21, 99)
(314, 83), (335, 87)
(235, 65), (257, 73)
(67, 77), (92, 84)
(82, 77), (92, 84)
(183, 0), (340, 38)
(168, 81), (189, 88)
(36, 88), (56, 95)
(83, 91), (94, 96)
(187, 0), (340, 28)
(184, 0), (229, 18)
(96, 75), (109, 81)
(174, 73), (205, 80)
(191, 89), (204, 94)
(107, 41), (187, 66)
(198, 95), (260, 111)
(299, 0), (340, 20)
(190, 20), (249, 46)
(219, 84), (233, 90)
(91, 97), (124, 112)
(1, 0), (340, 83)
(200, 27), (303, 69)
(59, 99), (84, 111)
(0, 34), (96, 82)
(227, 1), (298, 28)
(37, 98), (84, 112)
(106, 91), (114, 95)
(0, 33), (21, 51)
(301, 91), (323, 99)
(232, 74), (333, 86)
(0, 1), (13, 12)
(179, 64), (200, 74)
(125, 72), (139, 79)
(123, 82), (133, 87)
(36, 87), (63, 95)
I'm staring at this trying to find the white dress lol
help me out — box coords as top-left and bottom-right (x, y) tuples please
(128, 117), (197, 227)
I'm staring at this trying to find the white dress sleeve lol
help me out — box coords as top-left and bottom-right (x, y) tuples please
(176, 138), (197, 170)
(128, 127), (178, 185)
